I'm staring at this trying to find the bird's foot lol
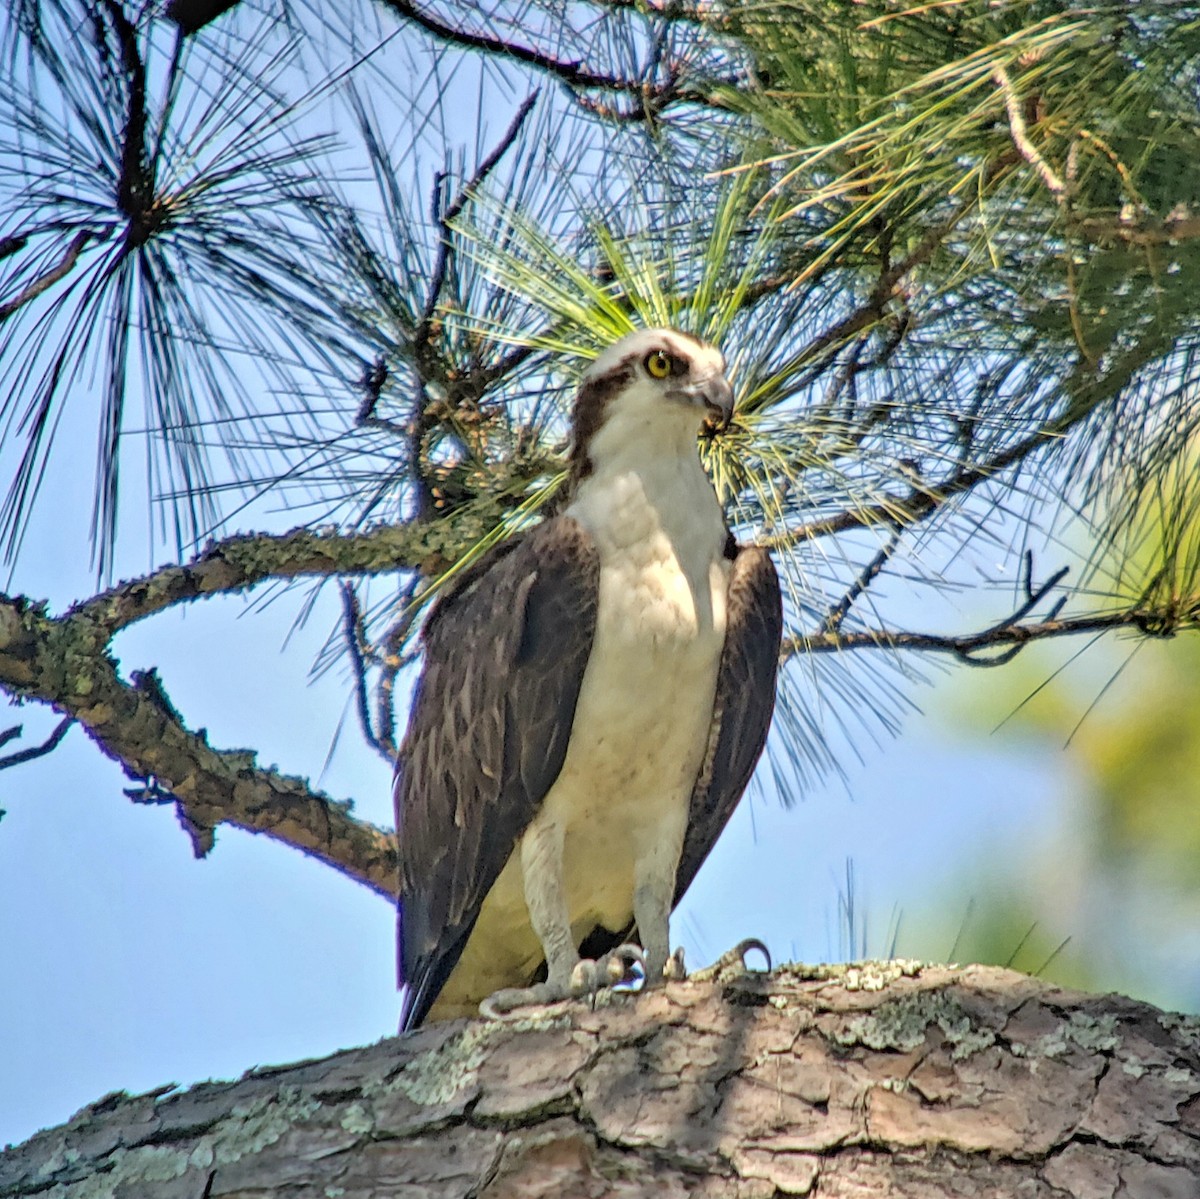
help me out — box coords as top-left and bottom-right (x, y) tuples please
(687, 937), (772, 984)
(479, 944), (646, 1021)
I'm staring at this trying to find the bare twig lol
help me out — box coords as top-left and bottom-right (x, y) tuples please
(340, 582), (396, 765)
(374, 575), (425, 761)
(355, 355), (408, 437)
(415, 92), (541, 359)
(0, 717), (73, 769)
(822, 526), (903, 634)
(803, 551), (1073, 666)
(745, 191), (987, 418)
(1070, 212), (1200, 247)
(0, 231), (92, 323)
(410, 93), (541, 515)
(976, 550), (1069, 637)
(783, 604), (1186, 668)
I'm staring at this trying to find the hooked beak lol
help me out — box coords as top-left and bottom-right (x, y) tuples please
(674, 372), (735, 429)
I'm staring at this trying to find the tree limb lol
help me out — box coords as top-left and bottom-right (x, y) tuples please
(5, 963), (1198, 1194)
(0, 596), (397, 898)
(0, 717), (73, 769)
(68, 516), (503, 637)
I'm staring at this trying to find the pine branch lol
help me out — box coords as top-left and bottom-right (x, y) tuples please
(165, 0), (735, 114)
(786, 604), (1196, 668)
(1070, 211), (1200, 246)
(0, 597), (397, 897)
(373, 0), (727, 103)
(992, 63), (1066, 199)
(68, 515), (504, 637)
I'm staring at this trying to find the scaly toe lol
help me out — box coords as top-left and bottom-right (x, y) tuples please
(479, 980), (571, 1021)
(729, 937), (771, 973)
(604, 942), (647, 987)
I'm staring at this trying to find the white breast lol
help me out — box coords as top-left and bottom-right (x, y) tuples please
(542, 451), (731, 935)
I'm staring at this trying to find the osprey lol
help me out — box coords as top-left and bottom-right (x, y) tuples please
(395, 327), (782, 1028)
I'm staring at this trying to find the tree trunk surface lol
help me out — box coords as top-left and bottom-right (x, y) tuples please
(3, 962), (1199, 1198)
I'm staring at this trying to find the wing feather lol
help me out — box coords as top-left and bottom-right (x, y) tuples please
(394, 516), (600, 1029)
(675, 545), (782, 905)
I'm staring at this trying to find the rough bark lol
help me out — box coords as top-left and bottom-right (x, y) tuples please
(3, 962), (1198, 1198)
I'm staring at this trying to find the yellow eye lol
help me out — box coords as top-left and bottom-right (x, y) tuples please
(644, 350), (672, 379)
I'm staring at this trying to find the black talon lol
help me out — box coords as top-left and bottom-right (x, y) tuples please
(734, 937), (771, 973)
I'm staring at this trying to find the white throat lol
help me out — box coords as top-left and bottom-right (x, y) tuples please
(565, 407), (726, 562)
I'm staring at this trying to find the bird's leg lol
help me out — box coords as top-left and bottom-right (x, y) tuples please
(631, 809), (689, 986)
(481, 821), (643, 1018)
(481, 821), (649, 1019)
(633, 870), (677, 986)
(480, 821), (577, 1018)
(520, 819), (580, 992)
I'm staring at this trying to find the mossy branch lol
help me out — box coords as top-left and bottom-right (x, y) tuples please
(70, 516), (503, 637)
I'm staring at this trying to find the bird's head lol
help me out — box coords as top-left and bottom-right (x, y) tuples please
(567, 328), (733, 486)
(582, 327), (733, 429)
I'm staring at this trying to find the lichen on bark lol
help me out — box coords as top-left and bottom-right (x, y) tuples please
(3, 963), (1197, 1198)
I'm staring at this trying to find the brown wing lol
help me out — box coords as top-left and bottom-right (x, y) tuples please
(674, 544), (782, 905)
(394, 516), (600, 1029)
